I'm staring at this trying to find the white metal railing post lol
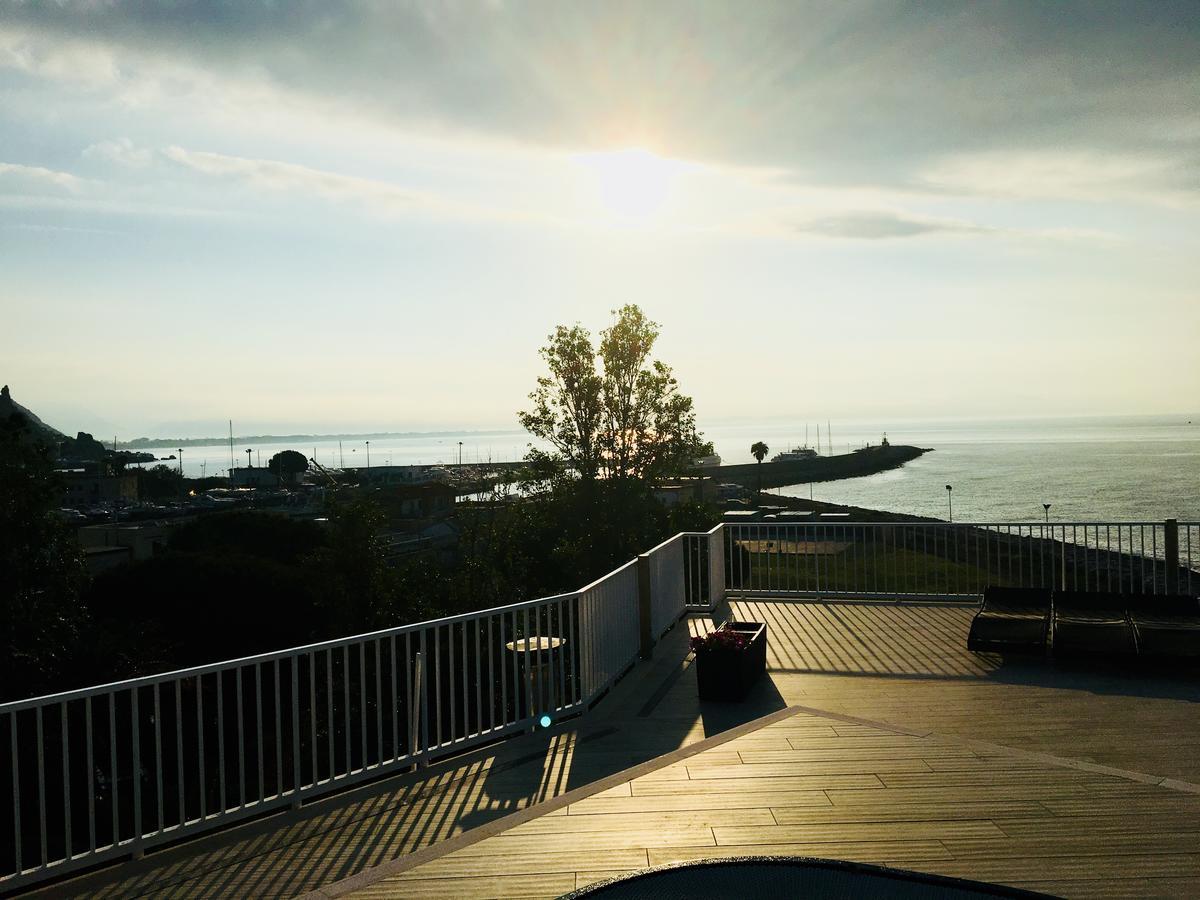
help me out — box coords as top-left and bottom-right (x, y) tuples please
(410, 651), (424, 770)
(637, 554), (654, 660)
(1164, 519), (1179, 594)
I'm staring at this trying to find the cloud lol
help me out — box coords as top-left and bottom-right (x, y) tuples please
(83, 137), (154, 168)
(0, 161), (84, 191)
(2, 2), (1197, 205)
(158, 145), (555, 227)
(793, 211), (989, 240)
(918, 150), (1197, 207)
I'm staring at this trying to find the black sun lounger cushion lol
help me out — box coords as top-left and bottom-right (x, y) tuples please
(967, 587), (1051, 653)
(1051, 591), (1136, 657)
(1128, 594), (1200, 658)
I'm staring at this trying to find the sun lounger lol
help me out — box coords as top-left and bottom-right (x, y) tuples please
(1051, 591), (1136, 657)
(1127, 594), (1200, 658)
(967, 586), (1051, 654)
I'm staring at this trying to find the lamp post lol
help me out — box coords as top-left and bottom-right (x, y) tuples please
(246, 448), (252, 469)
(458, 441), (463, 466)
(365, 440), (370, 470)
(178, 449), (183, 476)
(1043, 503), (1051, 524)
(945, 484), (953, 522)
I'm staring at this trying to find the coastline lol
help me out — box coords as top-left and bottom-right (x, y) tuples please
(713, 444), (929, 492)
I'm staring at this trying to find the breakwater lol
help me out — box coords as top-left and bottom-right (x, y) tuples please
(714, 444), (929, 491)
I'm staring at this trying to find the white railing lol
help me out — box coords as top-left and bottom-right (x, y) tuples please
(576, 561), (640, 700)
(721, 520), (1200, 601)
(1, 555), (651, 890)
(682, 525), (725, 611)
(645, 534), (685, 637)
(5, 518), (1197, 890)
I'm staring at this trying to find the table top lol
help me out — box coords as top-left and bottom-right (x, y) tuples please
(505, 636), (565, 653)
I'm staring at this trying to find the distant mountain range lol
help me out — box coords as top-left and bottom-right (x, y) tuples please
(122, 428), (524, 449)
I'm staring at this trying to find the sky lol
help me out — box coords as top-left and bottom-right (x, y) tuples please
(1, 0), (1198, 439)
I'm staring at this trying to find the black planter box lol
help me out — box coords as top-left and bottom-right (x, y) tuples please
(695, 621), (767, 701)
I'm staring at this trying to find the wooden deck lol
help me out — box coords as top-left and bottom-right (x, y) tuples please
(31, 599), (1200, 899)
(336, 707), (1200, 899)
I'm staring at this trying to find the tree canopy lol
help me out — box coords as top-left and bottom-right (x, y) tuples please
(518, 305), (710, 484)
(268, 449), (309, 483)
(0, 411), (87, 699)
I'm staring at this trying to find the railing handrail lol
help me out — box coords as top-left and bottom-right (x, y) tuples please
(729, 520), (1195, 527)
(8, 520), (1193, 710)
(0, 588), (581, 711)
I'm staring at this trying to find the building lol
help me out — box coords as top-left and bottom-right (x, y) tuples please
(372, 481), (457, 520)
(59, 468), (138, 506)
(357, 464), (445, 486)
(229, 466), (280, 489)
(653, 475), (716, 506)
(78, 521), (180, 561)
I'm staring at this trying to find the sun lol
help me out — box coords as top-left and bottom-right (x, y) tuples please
(573, 147), (691, 226)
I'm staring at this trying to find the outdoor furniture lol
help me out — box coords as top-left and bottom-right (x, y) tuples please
(505, 636), (566, 716)
(560, 855), (1047, 898)
(1051, 590), (1137, 657)
(1127, 594), (1200, 658)
(966, 586), (1051, 654)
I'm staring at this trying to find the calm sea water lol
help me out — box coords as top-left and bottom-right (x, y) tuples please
(138, 415), (1199, 523)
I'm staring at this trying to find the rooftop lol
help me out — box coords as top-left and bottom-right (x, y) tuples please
(26, 595), (1200, 899)
(8, 520), (1200, 899)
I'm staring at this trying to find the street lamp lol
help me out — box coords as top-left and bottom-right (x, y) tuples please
(458, 441), (463, 466)
(945, 484), (953, 522)
(366, 440), (370, 470)
(178, 448), (183, 476)
(246, 448), (252, 469)
(1043, 503), (1051, 524)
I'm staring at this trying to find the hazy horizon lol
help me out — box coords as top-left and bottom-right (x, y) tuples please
(3, 2), (1198, 434)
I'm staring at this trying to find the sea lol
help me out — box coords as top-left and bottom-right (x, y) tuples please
(136, 415), (1199, 523)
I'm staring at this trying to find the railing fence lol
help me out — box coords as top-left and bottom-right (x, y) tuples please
(723, 521), (1199, 601)
(4, 518), (1197, 890)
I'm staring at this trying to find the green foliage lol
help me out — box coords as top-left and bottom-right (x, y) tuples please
(0, 411), (87, 700)
(304, 494), (404, 632)
(751, 441), (769, 497)
(84, 551), (320, 677)
(138, 463), (184, 500)
(519, 305), (711, 484)
(168, 510), (325, 565)
(268, 449), (309, 483)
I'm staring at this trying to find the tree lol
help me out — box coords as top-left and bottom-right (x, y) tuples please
(268, 449), (309, 484)
(0, 411), (87, 700)
(519, 305), (710, 485)
(137, 463), (184, 500)
(751, 441), (769, 501)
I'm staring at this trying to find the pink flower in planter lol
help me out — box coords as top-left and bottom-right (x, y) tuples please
(691, 630), (751, 654)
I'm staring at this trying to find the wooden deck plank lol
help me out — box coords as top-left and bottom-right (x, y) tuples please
(511, 808), (776, 834)
(738, 745), (978, 764)
(770, 800), (1052, 825)
(630, 772), (884, 795)
(566, 789), (834, 816)
(647, 840), (955, 866)
(379, 848), (651, 881)
(350, 872), (578, 899)
(713, 819), (1005, 846)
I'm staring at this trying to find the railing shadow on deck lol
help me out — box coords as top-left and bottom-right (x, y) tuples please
(698, 597), (1200, 705)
